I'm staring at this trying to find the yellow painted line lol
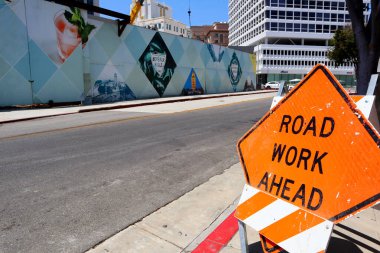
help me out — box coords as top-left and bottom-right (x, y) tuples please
(0, 97), (271, 141)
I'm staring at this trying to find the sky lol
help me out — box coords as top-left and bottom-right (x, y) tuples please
(99, 0), (229, 26)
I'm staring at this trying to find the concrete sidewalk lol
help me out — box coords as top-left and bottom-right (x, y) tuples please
(85, 162), (380, 253)
(0, 90), (274, 124)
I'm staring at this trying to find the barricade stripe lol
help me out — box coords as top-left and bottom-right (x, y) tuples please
(350, 95), (364, 102)
(238, 184), (260, 205)
(235, 191), (277, 221)
(259, 209), (325, 243)
(278, 220), (333, 253)
(243, 198), (299, 231)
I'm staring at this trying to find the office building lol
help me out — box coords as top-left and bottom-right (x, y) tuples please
(191, 22), (229, 47)
(228, 0), (370, 86)
(131, 0), (190, 38)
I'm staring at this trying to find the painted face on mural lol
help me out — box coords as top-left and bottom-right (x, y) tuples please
(231, 62), (239, 80)
(228, 52), (242, 91)
(151, 52), (167, 77)
(139, 33), (176, 97)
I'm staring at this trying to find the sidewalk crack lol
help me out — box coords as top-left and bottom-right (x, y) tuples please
(138, 226), (184, 251)
(182, 196), (240, 252)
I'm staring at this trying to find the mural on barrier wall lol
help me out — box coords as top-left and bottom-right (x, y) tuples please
(139, 32), (176, 97)
(243, 76), (256, 91)
(182, 69), (204, 95)
(227, 52), (242, 91)
(207, 44), (224, 63)
(55, 7), (95, 62)
(30, 5), (95, 66)
(92, 73), (136, 103)
(0, 0), (256, 106)
(0, 0), (95, 106)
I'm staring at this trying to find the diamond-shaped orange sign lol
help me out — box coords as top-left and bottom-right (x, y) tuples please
(238, 65), (380, 223)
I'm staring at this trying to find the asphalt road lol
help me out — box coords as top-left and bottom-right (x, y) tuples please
(0, 98), (271, 253)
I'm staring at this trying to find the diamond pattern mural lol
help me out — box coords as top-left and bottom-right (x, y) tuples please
(0, 0), (256, 106)
(139, 32), (176, 97)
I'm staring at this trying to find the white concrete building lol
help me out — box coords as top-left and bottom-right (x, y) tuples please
(131, 0), (191, 38)
(228, 0), (371, 86)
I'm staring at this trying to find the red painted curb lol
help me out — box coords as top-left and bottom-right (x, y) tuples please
(192, 211), (238, 253)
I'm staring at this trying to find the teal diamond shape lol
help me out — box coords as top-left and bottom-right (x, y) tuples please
(89, 37), (110, 65)
(0, 55), (11, 79)
(0, 4), (28, 65)
(0, 68), (32, 106)
(124, 26), (149, 61)
(14, 52), (30, 80)
(94, 22), (120, 58)
(110, 42), (135, 65)
(29, 40), (57, 93)
(35, 69), (81, 103)
(205, 69), (221, 93)
(159, 32), (176, 49)
(60, 46), (84, 92)
(186, 42), (198, 67)
(168, 37), (184, 66)
(222, 50), (232, 69)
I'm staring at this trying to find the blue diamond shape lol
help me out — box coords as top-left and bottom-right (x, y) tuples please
(14, 52), (30, 80)
(0, 4), (28, 65)
(168, 37), (184, 65)
(124, 26), (149, 61)
(29, 40), (57, 93)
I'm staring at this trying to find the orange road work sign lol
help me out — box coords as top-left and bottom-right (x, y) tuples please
(237, 64), (380, 223)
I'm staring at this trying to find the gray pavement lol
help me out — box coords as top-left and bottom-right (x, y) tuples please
(1, 91), (379, 253)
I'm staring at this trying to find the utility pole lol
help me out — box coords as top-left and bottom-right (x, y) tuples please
(188, 0), (191, 27)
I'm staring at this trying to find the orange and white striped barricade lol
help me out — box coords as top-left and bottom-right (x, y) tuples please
(235, 64), (380, 253)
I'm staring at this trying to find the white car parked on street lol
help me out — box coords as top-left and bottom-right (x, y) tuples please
(263, 81), (280, 89)
(287, 79), (301, 90)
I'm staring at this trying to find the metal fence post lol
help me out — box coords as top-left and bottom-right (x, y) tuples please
(238, 220), (249, 253)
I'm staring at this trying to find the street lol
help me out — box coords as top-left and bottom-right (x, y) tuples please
(0, 97), (272, 253)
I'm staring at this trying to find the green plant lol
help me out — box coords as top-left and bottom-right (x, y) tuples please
(64, 7), (95, 44)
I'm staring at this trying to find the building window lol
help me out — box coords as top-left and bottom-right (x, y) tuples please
(301, 24), (307, 32)
(309, 24), (315, 32)
(324, 13), (330, 22)
(317, 12), (323, 21)
(271, 22), (278, 31)
(302, 12), (308, 21)
(294, 11), (300, 20)
(279, 22), (285, 31)
(286, 22), (292, 31)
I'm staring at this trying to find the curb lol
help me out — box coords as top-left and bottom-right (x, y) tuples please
(78, 91), (275, 113)
(191, 211), (238, 253)
(1, 91), (275, 124)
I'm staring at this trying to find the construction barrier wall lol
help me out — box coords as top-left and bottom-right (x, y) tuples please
(0, 0), (256, 106)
